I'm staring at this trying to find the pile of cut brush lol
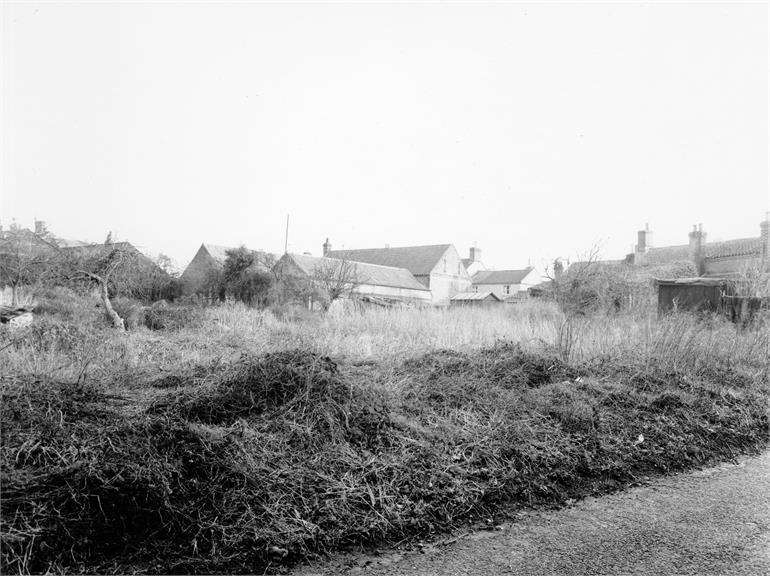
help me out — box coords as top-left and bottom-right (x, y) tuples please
(1, 344), (767, 574)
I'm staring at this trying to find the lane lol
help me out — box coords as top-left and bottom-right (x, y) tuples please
(295, 452), (770, 576)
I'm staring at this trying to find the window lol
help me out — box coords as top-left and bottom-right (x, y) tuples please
(504, 285), (511, 295)
(442, 258), (447, 273)
(473, 285), (478, 292)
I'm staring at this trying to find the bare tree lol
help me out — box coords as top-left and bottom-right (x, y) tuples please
(154, 253), (179, 278)
(0, 225), (60, 305)
(311, 258), (365, 311)
(735, 261), (770, 298)
(61, 245), (143, 330)
(543, 245), (604, 360)
(545, 244), (604, 316)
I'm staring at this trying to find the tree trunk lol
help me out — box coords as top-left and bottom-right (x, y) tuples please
(98, 279), (125, 330)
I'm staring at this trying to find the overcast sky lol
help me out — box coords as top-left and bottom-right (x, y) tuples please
(2, 2), (768, 272)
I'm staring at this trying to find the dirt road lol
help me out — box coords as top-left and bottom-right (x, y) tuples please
(294, 452), (770, 576)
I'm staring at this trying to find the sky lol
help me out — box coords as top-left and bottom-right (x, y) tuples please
(1, 1), (769, 273)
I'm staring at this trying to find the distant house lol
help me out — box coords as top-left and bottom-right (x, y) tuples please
(450, 291), (503, 307)
(57, 240), (172, 300)
(179, 243), (275, 297)
(59, 240), (158, 266)
(0, 224), (165, 280)
(325, 240), (471, 305)
(274, 252), (431, 305)
(1, 220), (170, 301)
(471, 267), (540, 301)
(631, 214), (770, 278)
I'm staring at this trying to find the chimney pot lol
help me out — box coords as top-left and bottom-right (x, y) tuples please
(761, 213), (770, 260)
(688, 223), (707, 275)
(636, 225), (653, 254)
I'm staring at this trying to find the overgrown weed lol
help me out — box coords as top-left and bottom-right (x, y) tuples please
(1, 299), (768, 573)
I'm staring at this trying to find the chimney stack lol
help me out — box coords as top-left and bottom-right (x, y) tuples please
(469, 246), (482, 263)
(688, 223), (707, 275)
(635, 223), (653, 254)
(761, 212), (770, 262)
(34, 220), (46, 235)
(322, 238), (332, 257)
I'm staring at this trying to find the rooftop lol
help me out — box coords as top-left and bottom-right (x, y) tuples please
(654, 277), (729, 287)
(285, 253), (430, 291)
(202, 243), (238, 265)
(704, 237), (763, 259)
(472, 267), (535, 285)
(451, 291), (502, 301)
(327, 244), (453, 276)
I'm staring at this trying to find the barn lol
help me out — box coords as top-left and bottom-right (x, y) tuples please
(274, 252), (432, 306)
(180, 243), (275, 298)
(325, 241), (471, 305)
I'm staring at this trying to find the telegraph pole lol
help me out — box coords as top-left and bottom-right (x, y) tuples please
(284, 214), (289, 254)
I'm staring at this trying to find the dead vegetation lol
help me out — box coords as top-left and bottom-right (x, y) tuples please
(2, 331), (767, 574)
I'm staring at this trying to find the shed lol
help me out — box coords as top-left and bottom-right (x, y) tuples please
(450, 291), (503, 307)
(655, 277), (732, 314)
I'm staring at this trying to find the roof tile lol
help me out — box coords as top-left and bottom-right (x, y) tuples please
(472, 267), (534, 285)
(285, 253), (429, 291)
(327, 244), (452, 276)
(704, 238), (763, 259)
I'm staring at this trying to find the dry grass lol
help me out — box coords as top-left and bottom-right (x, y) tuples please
(1, 293), (768, 574)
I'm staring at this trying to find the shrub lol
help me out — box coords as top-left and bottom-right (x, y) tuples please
(2, 310), (768, 574)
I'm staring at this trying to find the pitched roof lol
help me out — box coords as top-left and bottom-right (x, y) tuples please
(704, 237), (763, 259)
(60, 241), (167, 273)
(326, 244), (453, 276)
(640, 245), (691, 265)
(60, 241), (142, 257)
(285, 253), (429, 291)
(655, 277), (729, 287)
(55, 238), (90, 247)
(451, 291), (502, 301)
(641, 236), (763, 264)
(472, 267), (534, 285)
(202, 244), (238, 265)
